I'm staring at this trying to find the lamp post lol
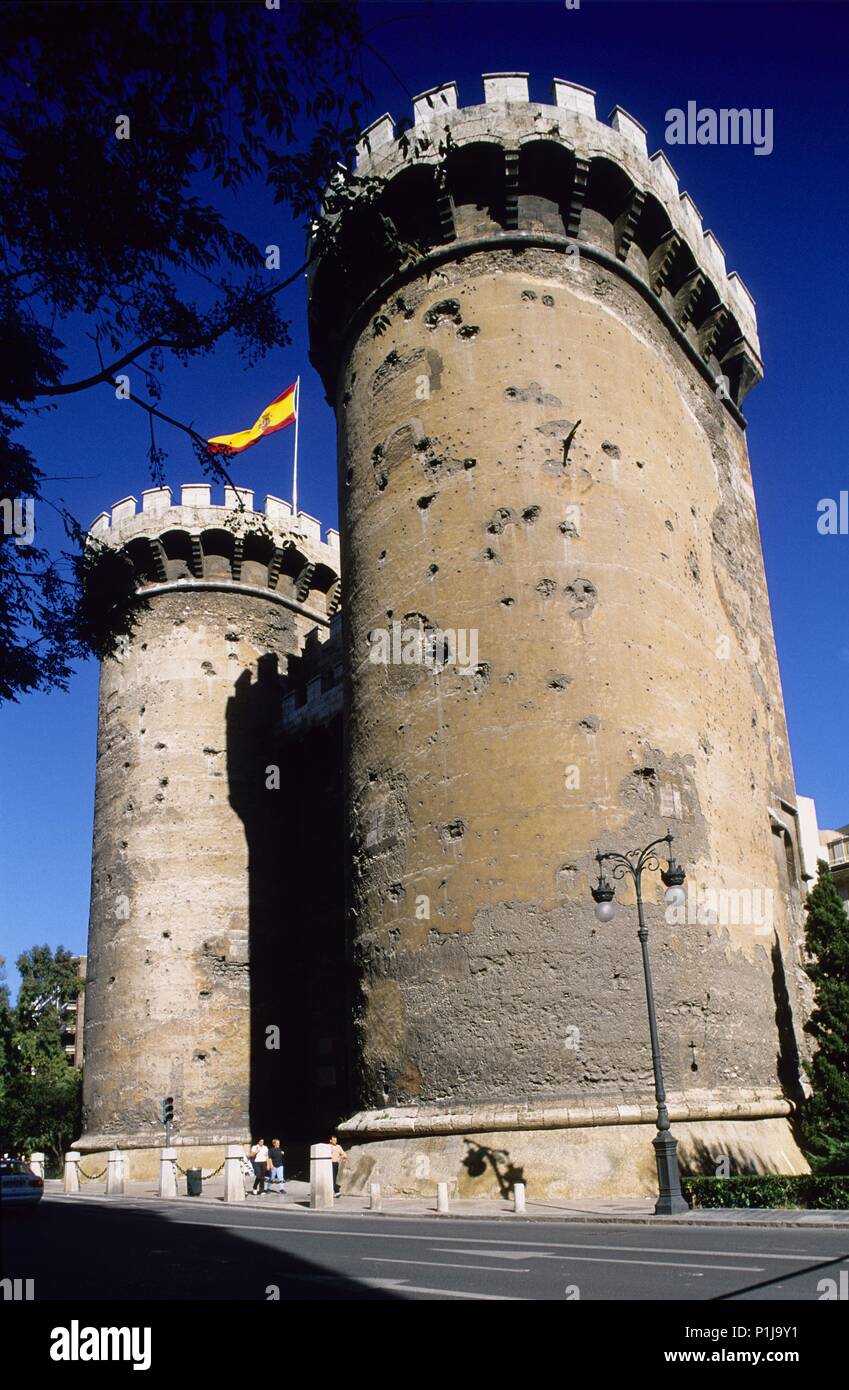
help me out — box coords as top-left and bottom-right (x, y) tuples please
(590, 831), (689, 1216)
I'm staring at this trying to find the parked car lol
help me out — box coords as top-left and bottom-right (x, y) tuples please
(0, 1159), (44, 1210)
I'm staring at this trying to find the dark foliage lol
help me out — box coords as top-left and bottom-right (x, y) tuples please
(799, 862), (849, 1173)
(682, 1174), (849, 1210)
(0, 1), (370, 701)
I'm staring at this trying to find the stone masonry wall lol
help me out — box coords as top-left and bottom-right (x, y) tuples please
(81, 588), (298, 1145)
(335, 243), (807, 1122)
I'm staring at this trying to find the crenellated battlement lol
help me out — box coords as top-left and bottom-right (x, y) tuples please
(280, 611), (344, 730)
(89, 483), (341, 621)
(310, 73), (763, 412)
(90, 483), (339, 552)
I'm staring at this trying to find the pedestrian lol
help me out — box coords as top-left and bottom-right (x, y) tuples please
(328, 1135), (347, 1196)
(269, 1138), (285, 1194)
(250, 1137), (269, 1195)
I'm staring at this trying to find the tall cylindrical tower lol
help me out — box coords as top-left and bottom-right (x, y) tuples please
(78, 483), (341, 1178)
(309, 75), (810, 1197)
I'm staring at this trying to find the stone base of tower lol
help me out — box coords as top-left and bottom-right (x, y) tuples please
(337, 1093), (809, 1201)
(73, 1132), (251, 1183)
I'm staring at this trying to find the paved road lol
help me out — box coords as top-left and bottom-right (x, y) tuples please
(4, 1195), (849, 1300)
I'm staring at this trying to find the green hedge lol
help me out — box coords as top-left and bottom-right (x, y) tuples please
(682, 1175), (849, 1209)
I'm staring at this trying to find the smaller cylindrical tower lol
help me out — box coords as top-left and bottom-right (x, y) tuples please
(78, 483), (340, 1178)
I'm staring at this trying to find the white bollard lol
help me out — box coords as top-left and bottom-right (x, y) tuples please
(106, 1148), (125, 1196)
(29, 1152), (45, 1179)
(513, 1181), (526, 1214)
(158, 1147), (178, 1199)
(436, 1181), (450, 1214)
(309, 1143), (334, 1210)
(368, 1182), (382, 1212)
(223, 1144), (246, 1204)
(64, 1151), (81, 1194)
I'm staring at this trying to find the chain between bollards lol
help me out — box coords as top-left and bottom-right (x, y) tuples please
(80, 1166), (108, 1181)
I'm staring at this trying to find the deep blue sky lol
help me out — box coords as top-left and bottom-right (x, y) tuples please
(2, 1), (847, 996)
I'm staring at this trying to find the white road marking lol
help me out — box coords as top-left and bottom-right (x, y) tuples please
(277, 1272), (519, 1300)
(431, 1247), (764, 1272)
(363, 1257), (529, 1274)
(168, 1218), (820, 1263)
(390, 1285), (520, 1300)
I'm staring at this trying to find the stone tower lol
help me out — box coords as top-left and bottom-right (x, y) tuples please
(78, 484), (342, 1178)
(308, 75), (810, 1198)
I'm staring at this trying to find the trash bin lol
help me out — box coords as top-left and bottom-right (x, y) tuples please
(186, 1168), (203, 1197)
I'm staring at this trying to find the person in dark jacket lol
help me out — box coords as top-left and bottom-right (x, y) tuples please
(269, 1139), (285, 1194)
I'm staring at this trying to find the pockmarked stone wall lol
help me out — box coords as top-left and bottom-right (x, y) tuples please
(79, 486), (342, 1174)
(308, 75), (811, 1196)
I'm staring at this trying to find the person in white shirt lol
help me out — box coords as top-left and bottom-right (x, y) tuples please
(250, 1138), (269, 1195)
(328, 1136), (347, 1196)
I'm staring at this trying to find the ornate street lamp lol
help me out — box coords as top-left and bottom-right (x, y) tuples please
(590, 831), (689, 1216)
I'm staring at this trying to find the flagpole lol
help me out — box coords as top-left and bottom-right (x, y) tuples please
(292, 376), (300, 519)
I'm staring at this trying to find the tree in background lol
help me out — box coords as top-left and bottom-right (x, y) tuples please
(0, 957), (16, 1104)
(0, 0), (373, 703)
(2, 1061), (82, 1176)
(800, 861), (849, 1174)
(14, 945), (83, 1067)
(0, 946), (84, 1172)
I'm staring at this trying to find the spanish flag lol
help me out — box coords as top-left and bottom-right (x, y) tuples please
(207, 382), (297, 455)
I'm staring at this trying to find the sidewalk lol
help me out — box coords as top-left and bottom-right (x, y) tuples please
(44, 1179), (849, 1228)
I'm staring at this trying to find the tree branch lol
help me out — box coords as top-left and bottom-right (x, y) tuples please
(105, 379), (242, 497)
(35, 257), (310, 398)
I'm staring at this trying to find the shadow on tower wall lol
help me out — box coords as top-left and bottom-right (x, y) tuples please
(462, 1140), (526, 1198)
(226, 653), (348, 1174)
(770, 929), (808, 1159)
